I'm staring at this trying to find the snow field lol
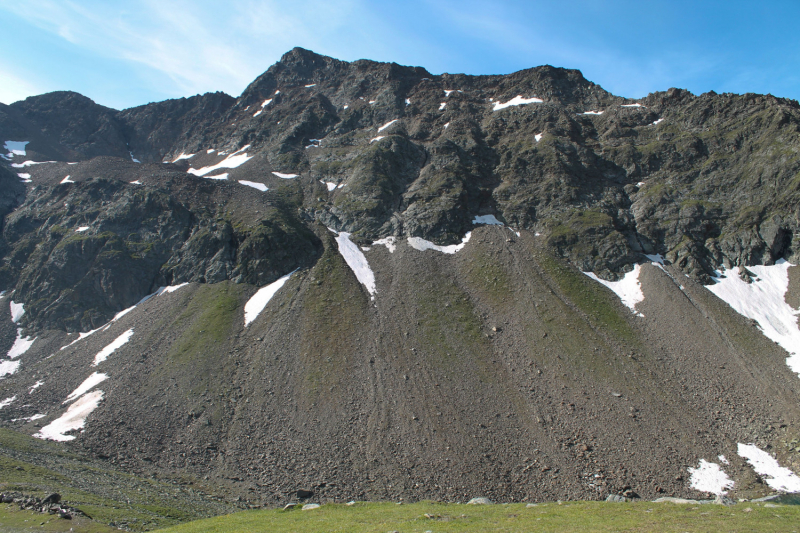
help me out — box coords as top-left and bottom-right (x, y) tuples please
(11, 160), (56, 168)
(0, 360), (20, 378)
(378, 119), (399, 132)
(65, 372), (108, 403)
(687, 459), (734, 495)
(332, 231), (377, 298)
(584, 264), (645, 316)
(7, 328), (35, 358)
(408, 232), (472, 254)
(738, 443), (800, 492)
(189, 145), (252, 176)
(372, 237), (397, 253)
(272, 172), (298, 179)
(493, 95), (543, 111)
(370, 136), (386, 143)
(0, 396), (15, 409)
(243, 270), (295, 326)
(35, 390), (104, 442)
(239, 180), (267, 191)
(706, 260), (800, 376)
(172, 152), (195, 162)
(92, 329), (134, 366)
(10, 301), (25, 323)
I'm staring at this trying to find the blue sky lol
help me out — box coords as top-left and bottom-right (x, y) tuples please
(1, 0), (798, 110)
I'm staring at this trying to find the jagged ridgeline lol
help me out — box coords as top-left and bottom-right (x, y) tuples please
(1, 48), (800, 510)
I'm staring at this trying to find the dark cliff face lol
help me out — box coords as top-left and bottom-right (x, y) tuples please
(2, 46), (800, 325)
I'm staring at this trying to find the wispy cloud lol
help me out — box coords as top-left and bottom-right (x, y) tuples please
(0, 63), (46, 105)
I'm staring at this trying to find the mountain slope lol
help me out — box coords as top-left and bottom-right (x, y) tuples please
(1, 48), (800, 507)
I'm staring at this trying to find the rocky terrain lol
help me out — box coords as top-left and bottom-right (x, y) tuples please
(1, 48), (800, 515)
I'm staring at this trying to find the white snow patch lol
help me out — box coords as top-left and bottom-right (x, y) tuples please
(204, 173), (228, 180)
(76, 226), (89, 232)
(172, 152), (195, 162)
(65, 372), (107, 403)
(62, 283), (189, 350)
(738, 443), (800, 492)
(238, 180), (268, 192)
(333, 231), (377, 298)
(29, 380), (44, 393)
(719, 455), (729, 465)
(706, 260), (800, 375)
(253, 99), (272, 116)
(129, 151), (140, 163)
(372, 237), (397, 253)
(535, 133), (543, 142)
(338, 183), (344, 189)
(243, 270), (295, 326)
(493, 95), (543, 111)
(207, 149), (215, 154)
(584, 264), (645, 315)
(408, 232), (472, 254)
(275, 90), (280, 95)
(35, 390), (103, 442)
(369, 100), (376, 104)
(12, 413), (46, 422)
(687, 459), (734, 495)
(158, 283), (189, 295)
(621, 103), (644, 108)
(651, 118), (664, 126)
(473, 215), (503, 226)
(305, 84), (316, 88)
(92, 329), (133, 366)
(0, 359), (20, 378)
(0, 396), (15, 409)
(439, 102), (446, 110)
(7, 329), (35, 359)
(60, 175), (74, 184)
(4, 140), (28, 156)
(405, 99), (411, 106)
(636, 181), (645, 187)
(581, 110), (604, 115)
(272, 172), (298, 179)
(323, 181), (337, 191)
(18, 173), (31, 182)
(130, 180), (142, 184)
(11, 160), (55, 168)
(444, 122), (450, 130)
(378, 119), (399, 132)
(189, 146), (252, 176)
(444, 90), (454, 96)
(369, 136), (386, 143)
(10, 301), (24, 323)
(644, 254), (665, 264)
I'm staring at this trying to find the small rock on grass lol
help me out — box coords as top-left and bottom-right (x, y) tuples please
(468, 497), (492, 505)
(302, 503), (321, 510)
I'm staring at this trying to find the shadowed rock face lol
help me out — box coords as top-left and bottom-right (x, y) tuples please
(1, 48), (800, 508)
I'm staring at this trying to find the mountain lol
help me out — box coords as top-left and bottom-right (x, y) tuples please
(1, 47), (800, 511)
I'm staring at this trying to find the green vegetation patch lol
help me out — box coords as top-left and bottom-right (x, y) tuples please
(537, 253), (635, 343)
(0, 429), (232, 531)
(157, 501), (800, 533)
